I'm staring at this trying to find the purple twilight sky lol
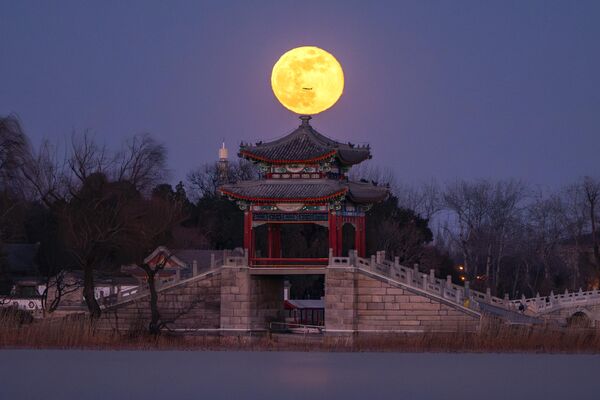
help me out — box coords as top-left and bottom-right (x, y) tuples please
(1, 1), (599, 189)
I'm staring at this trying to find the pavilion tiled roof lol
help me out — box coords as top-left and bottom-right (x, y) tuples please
(219, 179), (388, 204)
(239, 116), (371, 166)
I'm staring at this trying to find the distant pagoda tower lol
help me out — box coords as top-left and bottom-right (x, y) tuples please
(219, 115), (388, 266)
(217, 142), (229, 185)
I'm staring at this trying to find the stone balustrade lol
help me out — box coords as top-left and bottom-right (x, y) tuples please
(98, 248), (600, 320)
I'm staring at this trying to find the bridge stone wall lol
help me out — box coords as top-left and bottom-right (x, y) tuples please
(99, 267), (285, 333)
(325, 267), (480, 334)
(97, 270), (222, 332)
(220, 267), (284, 332)
(542, 304), (600, 327)
(96, 258), (481, 334)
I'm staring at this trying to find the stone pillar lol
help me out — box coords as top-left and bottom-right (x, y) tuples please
(220, 267), (284, 333)
(250, 276), (284, 331)
(220, 267), (252, 333)
(324, 267), (357, 334)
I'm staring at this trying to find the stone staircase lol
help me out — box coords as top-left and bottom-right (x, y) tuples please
(333, 250), (600, 324)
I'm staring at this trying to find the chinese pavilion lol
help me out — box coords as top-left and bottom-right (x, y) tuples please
(219, 116), (388, 267)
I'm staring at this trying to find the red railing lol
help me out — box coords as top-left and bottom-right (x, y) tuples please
(250, 257), (328, 268)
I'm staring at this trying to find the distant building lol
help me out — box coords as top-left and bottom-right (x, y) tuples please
(284, 299), (324, 326)
(217, 142), (229, 185)
(0, 243), (44, 313)
(121, 246), (244, 284)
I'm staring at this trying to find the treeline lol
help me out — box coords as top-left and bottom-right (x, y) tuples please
(353, 164), (600, 297)
(1, 114), (598, 319)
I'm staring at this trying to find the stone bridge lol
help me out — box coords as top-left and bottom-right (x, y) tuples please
(95, 250), (600, 334)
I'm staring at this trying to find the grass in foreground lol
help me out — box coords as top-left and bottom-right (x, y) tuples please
(1, 312), (599, 353)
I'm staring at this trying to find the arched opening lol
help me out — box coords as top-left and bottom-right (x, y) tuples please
(342, 223), (356, 256)
(567, 311), (593, 329)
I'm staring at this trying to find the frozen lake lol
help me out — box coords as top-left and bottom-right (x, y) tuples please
(1, 350), (598, 399)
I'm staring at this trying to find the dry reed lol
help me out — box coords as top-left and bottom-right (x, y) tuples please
(1, 313), (599, 353)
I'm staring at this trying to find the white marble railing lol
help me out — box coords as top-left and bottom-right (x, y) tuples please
(344, 250), (600, 315)
(506, 289), (600, 314)
(100, 248), (600, 315)
(100, 252), (228, 308)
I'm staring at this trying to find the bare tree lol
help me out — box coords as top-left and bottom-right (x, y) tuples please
(395, 179), (442, 220)
(42, 270), (82, 315)
(187, 159), (256, 200)
(0, 116), (31, 242)
(523, 191), (565, 289)
(121, 195), (186, 334)
(442, 179), (527, 293)
(582, 176), (600, 269)
(20, 130), (170, 318)
(113, 133), (167, 194)
(0, 115), (29, 195)
(67, 131), (109, 184)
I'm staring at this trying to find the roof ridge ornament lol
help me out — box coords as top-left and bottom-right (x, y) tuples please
(299, 115), (312, 126)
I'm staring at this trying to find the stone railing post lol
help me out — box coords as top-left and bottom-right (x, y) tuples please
(406, 268), (413, 285)
(413, 264), (419, 284)
(210, 253), (216, 268)
(244, 248), (249, 264)
(422, 274), (428, 291)
(503, 293), (509, 306)
(455, 286), (463, 304)
(328, 248), (333, 265)
(192, 260), (198, 276)
(445, 275), (452, 298)
(464, 281), (470, 300)
(371, 255), (376, 267)
(486, 288), (491, 302)
(117, 289), (123, 302)
(348, 249), (354, 267)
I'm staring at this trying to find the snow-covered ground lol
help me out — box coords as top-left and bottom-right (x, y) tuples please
(0, 351), (598, 399)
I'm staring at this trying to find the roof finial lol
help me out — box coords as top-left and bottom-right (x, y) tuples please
(299, 115), (312, 126)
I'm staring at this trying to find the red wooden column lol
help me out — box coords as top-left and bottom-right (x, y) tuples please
(243, 209), (253, 258)
(358, 215), (367, 257)
(354, 216), (362, 257)
(328, 210), (337, 256)
(267, 224), (281, 258)
(336, 214), (343, 257)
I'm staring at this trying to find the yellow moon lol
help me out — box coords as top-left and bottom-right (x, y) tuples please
(271, 46), (344, 115)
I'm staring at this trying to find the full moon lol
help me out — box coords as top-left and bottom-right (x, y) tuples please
(271, 46), (344, 115)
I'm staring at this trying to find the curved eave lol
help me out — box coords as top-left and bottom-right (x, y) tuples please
(239, 149), (337, 165)
(336, 149), (372, 166)
(219, 187), (348, 204)
(346, 191), (389, 204)
(346, 182), (389, 204)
